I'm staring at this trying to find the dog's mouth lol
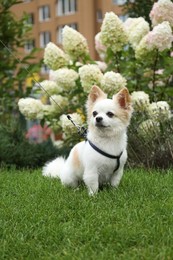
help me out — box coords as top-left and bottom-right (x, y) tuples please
(95, 122), (110, 128)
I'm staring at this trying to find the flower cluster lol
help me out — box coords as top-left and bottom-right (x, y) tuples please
(79, 64), (103, 92)
(124, 17), (150, 49)
(150, 0), (173, 27)
(146, 21), (173, 52)
(147, 101), (171, 121)
(44, 42), (68, 70)
(135, 35), (152, 60)
(43, 95), (68, 119)
(135, 21), (173, 60)
(18, 98), (44, 120)
(100, 12), (128, 53)
(50, 95), (68, 108)
(131, 91), (150, 112)
(62, 26), (89, 60)
(40, 80), (62, 95)
(101, 72), (127, 94)
(52, 68), (79, 92)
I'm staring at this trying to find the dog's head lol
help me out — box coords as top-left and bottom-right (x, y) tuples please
(87, 86), (133, 137)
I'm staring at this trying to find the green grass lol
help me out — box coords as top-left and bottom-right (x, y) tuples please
(0, 167), (173, 259)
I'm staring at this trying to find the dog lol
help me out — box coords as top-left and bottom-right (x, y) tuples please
(43, 86), (132, 195)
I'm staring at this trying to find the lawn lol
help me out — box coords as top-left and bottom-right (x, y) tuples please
(0, 167), (173, 259)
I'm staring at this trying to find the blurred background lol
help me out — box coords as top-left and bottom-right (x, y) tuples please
(3, 0), (172, 170)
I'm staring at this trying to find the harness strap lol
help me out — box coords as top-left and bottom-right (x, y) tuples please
(87, 140), (123, 172)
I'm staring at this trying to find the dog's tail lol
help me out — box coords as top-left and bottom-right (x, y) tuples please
(42, 157), (65, 178)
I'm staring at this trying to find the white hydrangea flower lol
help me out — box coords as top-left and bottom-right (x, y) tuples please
(100, 12), (128, 53)
(44, 42), (68, 70)
(40, 80), (62, 95)
(146, 21), (173, 52)
(43, 104), (58, 117)
(43, 95), (68, 117)
(101, 71), (127, 94)
(18, 98), (44, 120)
(147, 101), (171, 121)
(135, 35), (154, 60)
(136, 21), (173, 59)
(52, 68), (79, 91)
(79, 64), (103, 92)
(150, 0), (173, 27)
(50, 95), (68, 108)
(62, 26), (89, 60)
(60, 113), (83, 135)
(131, 91), (150, 112)
(49, 70), (58, 81)
(138, 119), (160, 139)
(124, 17), (150, 49)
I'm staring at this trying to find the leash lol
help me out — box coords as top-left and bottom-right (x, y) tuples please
(0, 40), (87, 138)
(66, 114), (87, 138)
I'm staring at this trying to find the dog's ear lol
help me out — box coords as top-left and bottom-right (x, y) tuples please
(86, 86), (107, 121)
(88, 85), (107, 104)
(113, 87), (131, 110)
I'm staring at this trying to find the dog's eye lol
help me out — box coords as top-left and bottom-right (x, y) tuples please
(107, 112), (114, 118)
(93, 111), (98, 117)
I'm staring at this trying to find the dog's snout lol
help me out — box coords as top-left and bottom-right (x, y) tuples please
(96, 116), (103, 123)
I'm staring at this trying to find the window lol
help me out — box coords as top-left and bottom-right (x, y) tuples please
(96, 10), (103, 22)
(57, 25), (63, 44)
(40, 32), (51, 48)
(70, 23), (78, 30)
(39, 5), (50, 21)
(57, 0), (77, 16)
(57, 23), (78, 44)
(24, 40), (35, 52)
(26, 13), (34, 24)
(112, 0), (134, 5)
(112, 0), (126, 5)
(41, 64), (50, 74)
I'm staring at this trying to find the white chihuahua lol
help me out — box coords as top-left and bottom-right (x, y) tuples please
(43, 86), (132, 195)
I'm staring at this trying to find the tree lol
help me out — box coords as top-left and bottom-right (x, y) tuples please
(0, 0), (42, 121)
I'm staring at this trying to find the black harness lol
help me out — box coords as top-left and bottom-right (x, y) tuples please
(87, 140), (123, 172)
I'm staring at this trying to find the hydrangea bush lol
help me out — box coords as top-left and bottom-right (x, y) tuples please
(18, 0), (173, 168)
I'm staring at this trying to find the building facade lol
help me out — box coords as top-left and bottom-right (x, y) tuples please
(12, 0), (128, 76)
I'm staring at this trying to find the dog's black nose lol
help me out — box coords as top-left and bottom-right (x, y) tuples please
(96, 116), (103, 122)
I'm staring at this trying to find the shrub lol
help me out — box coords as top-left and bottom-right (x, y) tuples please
(0, 120), (69, 169)
(17, 0), (173, 168)
(128, 113), (173, 169)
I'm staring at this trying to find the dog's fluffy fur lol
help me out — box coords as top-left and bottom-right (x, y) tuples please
(43, 86), (132, 195)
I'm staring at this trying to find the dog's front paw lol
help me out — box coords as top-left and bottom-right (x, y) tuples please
(110, 170), (124, 188)
(110, 179), (120, 188)
(88, 188), (98, 196)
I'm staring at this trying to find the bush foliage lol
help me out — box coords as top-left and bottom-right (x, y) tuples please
(0, 120), (69, 169)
